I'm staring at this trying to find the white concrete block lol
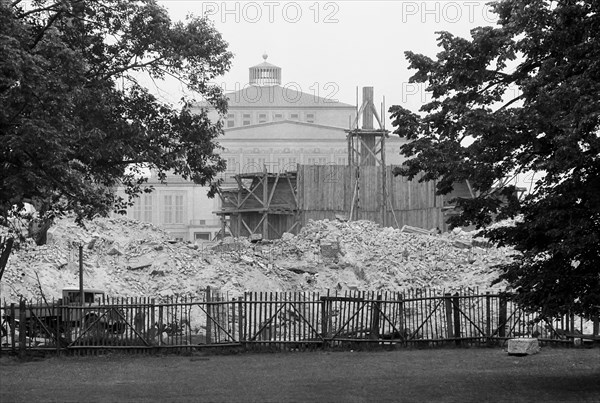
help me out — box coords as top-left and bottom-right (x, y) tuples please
(508, 337), (540, 355)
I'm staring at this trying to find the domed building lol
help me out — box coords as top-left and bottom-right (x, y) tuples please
(122, 56), (409, 241)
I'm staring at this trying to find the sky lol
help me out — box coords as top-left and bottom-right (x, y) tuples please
(155, 0), (499, 128)
(143, 1), (539, 191)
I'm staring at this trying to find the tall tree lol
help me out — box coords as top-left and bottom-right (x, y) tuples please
(390, 0), (600, 318)
(0, 0), (232, 231)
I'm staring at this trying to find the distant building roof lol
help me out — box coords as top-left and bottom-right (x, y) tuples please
(225, 85), (354, 108)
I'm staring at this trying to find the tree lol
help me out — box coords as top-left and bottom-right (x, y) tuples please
(390, 0), (600, 319)
(0, 0), (232, 232)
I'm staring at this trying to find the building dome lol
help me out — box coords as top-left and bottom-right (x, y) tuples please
(249, 54), (281, 86)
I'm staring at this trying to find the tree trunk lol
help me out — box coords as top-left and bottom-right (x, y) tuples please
(0, 237), (14, 283)
(28, 218), (53, 245)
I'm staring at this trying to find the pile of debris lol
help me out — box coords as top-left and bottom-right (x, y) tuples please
(269, 219), (515, 291)
(0, 217), (516, 302)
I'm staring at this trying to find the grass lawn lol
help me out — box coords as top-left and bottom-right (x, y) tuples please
(1, 347), (599, 402)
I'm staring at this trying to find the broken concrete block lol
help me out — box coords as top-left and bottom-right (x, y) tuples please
(472, 239), (493, 248)
(400, 225), (432, 235)
(452, 240), (472, 249)
(87, 237), (98, 249)
(127, 256), (153, 270)
(212, 241), (243, 253)
(240, 255), (254, 265)
(107, 246), (122, 256)
(320, 241), (340, 259)
(249, 233), (263, 243)
(281, 232), (294, 241)
(508, 338), (540, 355)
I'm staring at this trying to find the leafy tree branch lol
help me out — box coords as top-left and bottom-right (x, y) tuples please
(1, 0), (233, 229)
(390, 0), (600, 318)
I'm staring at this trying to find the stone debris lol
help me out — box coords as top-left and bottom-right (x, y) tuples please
(400, 225), (435, 235)
(507, 338), (541, 355)
(0, 217), (516, 302)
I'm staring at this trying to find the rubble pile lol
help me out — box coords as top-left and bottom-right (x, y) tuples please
(0, 217), (516, 302)
(269, 220), (515, 291)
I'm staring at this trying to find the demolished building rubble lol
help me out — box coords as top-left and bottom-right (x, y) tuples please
(0, 217), (516, 302)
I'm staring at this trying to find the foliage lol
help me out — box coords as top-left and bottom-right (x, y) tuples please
(390, 0), (600, 318)
(0, 0), (232, 227)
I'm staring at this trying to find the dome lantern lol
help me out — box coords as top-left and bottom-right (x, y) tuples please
(249, 54), (281, 86)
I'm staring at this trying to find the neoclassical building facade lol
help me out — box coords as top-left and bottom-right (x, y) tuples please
(123, 56), (408, 241)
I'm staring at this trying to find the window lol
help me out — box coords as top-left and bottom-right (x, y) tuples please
(277, 157), (286, 171)
(290, 113), (299, 120)
(257, 157), (266, 170)
(174, 195), (184, 224)
(66, 291), (99, 304)
(226, 157), (238, 174)
(242, 113), (251, 126)
(133, 199), (142, 221)
(163, 195), (173, 224)
(337, 156), (347, 165)
(163, 195), (184, 224)
(132, 195), (152, 222)
(194, 232), (211, 241)
(258, 113), (267, 123)
(244, 156), (260, 173)
(143, 195), (152, 222)
(307, 156), (327, 165)
(273, 113), (283, 121)
(284, 157), (297, 171)
(306, 113), (315, 123)
(226, 113), (235, 128)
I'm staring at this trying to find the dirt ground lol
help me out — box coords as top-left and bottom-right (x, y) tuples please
(1, 347), (599, 402)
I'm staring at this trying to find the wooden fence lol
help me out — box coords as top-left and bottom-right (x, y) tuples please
(298, 165), (446, 231)
(1, 288), (598, 355)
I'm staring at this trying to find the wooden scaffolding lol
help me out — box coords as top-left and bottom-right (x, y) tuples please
(346, 87), (392, 226)
(215, 169), (300, 240)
